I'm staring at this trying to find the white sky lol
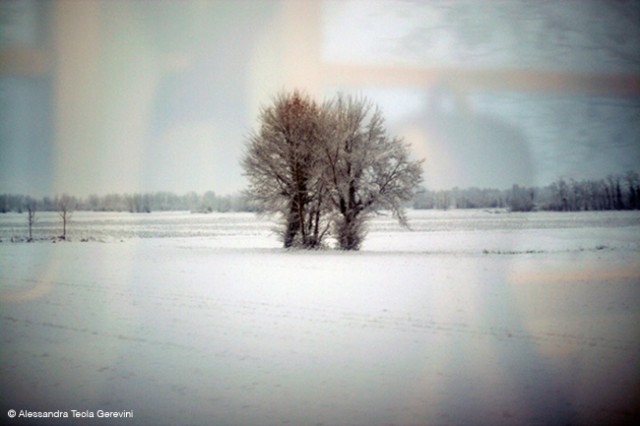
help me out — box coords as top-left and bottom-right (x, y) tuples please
(1, 0), (639, 196)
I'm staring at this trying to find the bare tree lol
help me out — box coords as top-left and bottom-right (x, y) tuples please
(243, 91), (423, 250)
(56, 194), (76, 240)
(242, 90), (330, 248)
(625, 170), (639, 210)
(322, 95), (424, 250)
(26, 198), (37, 242)
(508, 184), (535, 212)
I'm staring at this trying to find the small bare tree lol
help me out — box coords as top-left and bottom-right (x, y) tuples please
(26, 199), (37, 242)
(56, 194), (75, 240)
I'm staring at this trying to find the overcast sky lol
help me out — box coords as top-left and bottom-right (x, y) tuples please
(1, 0), (639, 197)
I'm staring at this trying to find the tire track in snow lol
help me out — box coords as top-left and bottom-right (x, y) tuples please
(1, 315), (192, 350)
(4, 278), (637, 354)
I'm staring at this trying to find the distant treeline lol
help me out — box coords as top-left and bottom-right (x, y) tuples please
(0, 191), (254, 214)
(413, 171), (640, 211)
(1, 171), (639, 214)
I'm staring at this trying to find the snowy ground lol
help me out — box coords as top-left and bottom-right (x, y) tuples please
(1, 210), (639, 425)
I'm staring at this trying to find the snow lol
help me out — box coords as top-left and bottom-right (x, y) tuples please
(1, 210), (639, 425)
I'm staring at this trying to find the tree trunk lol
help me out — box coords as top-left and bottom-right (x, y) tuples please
(284, 205), (299, 248)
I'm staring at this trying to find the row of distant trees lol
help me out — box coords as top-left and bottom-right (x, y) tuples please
(413, 171), (640, 212)
(2, 172), (638, 219)
(0, 191), (253, 215)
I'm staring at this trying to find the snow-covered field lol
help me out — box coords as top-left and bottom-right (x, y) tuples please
(1, 210), (639, 425)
